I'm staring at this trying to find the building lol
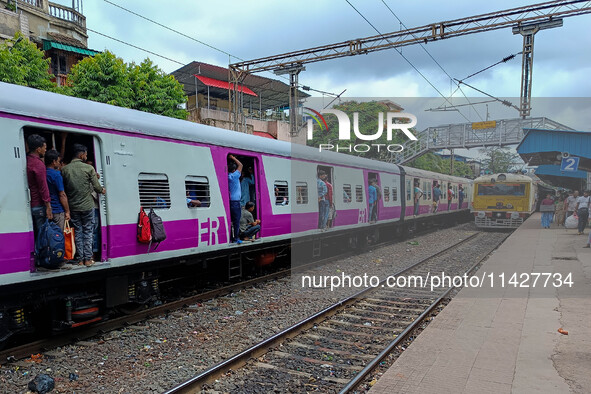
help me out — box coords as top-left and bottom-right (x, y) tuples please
(171, 61), (310, 144)
(0, 0), (98, 85)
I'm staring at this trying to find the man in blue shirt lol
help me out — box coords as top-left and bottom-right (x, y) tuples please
(368, 180), (378, 223)
(228, 155), (243, 243)
(45, 149), (70, 231)
(317, 170), (329, 230)
(432, 183), (442, 213)
(240, 166), (255, 208)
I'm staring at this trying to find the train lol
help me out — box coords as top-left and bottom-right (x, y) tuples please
(0, 81), (471, 345)
(471, 173), (537, 228)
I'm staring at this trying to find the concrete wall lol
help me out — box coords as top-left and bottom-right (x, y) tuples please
(186, 107), (307, 145)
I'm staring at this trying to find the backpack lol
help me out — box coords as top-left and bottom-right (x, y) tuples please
(137, 207), (152, 244)
(35, 220), (65, 269)
(148, 208), (166, 251)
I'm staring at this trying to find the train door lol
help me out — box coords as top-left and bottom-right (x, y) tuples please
(93, 137), (107, 261)
(368, 172), (380, 222)
(227, 154), (260, 240)
(317, 165), (334, 228)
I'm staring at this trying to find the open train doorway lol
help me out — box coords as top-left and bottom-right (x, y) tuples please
(23, 127), (105, 264)
(317, 165), (334, 229)
(227, 154), (260, 241)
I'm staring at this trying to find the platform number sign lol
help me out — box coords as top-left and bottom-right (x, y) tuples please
(561, 157), (579, 172)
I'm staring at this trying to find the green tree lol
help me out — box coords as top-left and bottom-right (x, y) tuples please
(480, 147), (522, 174)
(67, 51), (187, 119)
(307, 101), (410, 161)
(408, 153), (474, 177)
(129, 59), (187, 119)
(0, 32), (55, 91)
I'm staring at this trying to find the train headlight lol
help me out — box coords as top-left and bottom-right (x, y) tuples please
(510, 212), (520, 219)
(477, 211), (486, 218)
(507, 203), (513, 209)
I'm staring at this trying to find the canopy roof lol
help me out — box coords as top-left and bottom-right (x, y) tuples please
(171, 61), (310, 111)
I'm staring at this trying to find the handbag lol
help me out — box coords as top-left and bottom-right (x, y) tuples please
(64, 220), (76, 261)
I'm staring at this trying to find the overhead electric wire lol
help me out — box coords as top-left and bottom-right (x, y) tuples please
(458, 52), (522, 82)
(454, 79), (519, 111)
(381, 0), (484, 121)
(101, 0), (340, 98)
(344, 0), (472, 122)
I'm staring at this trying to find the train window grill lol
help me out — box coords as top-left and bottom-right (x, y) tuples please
(427, 183), (432, 200)
(138, 173), (171, 209)
(406, 180), (411, 201)
(343, 184), (352, 203)
(274, 181), (289, 205)
(392, 186), (398, 201)
(185, 176), (210, 208)
(423, 182), (428, 200)
(296, 182), (308, 204)
(384, 187), (390, 202)
(355, 186), (363, 202)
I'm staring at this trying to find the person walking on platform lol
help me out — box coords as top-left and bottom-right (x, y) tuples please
(566, 190), (578, 218)
(575, 190), (590, 235)
(540, 194), (554, 229)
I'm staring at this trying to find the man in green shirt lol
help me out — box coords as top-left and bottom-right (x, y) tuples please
(62, 144), (106, 266)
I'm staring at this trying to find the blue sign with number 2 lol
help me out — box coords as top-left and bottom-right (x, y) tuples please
(561, 157), (579, 172)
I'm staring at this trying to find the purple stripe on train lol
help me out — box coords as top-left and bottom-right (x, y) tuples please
(0, 232), (34, 274)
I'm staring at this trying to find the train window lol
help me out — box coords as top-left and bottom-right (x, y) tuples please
(296, 182), (308, 204)
(355, 186), (363, 202)
(392, 186), (398, 201)
(343, 184), (352, 203)
(384, 187), (390, 202)
(427, 184), (432, 200)
(138, 173), (171, 209)
(274, 181), (289, 205)
(406, 180), (411, 201)
(185, 176), (210, 208)
(423, 182), (428, 200)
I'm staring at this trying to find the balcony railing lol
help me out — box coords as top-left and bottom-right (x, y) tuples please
(18, 0), (42, 7)
(48, 2), (85, 27)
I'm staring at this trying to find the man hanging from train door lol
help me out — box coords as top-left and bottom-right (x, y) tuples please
(228, 155), (243, 244)
(26, 134), (53, 247)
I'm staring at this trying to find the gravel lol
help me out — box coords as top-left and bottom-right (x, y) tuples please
(0, 223), (485, 393)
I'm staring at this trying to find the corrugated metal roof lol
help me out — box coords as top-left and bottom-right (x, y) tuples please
(42, 40), (99, 56)
(517, 128), (591, 157)
(195, 75), (257, 97)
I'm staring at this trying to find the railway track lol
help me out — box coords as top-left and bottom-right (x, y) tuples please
(0, 224), (452, 364)
(164, 231), (509, 393)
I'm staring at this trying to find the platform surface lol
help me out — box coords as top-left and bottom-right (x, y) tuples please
(369, 213), (591, 394)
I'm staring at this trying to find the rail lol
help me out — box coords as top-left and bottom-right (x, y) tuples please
(48, 2), (85, 27)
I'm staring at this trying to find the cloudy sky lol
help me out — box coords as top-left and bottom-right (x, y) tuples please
(55, 0), (591, 131)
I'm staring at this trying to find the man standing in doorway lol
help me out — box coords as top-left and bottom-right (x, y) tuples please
(447, 184), (454, 211)
(432, 183), (441, 213)
(228, 155), (243, 244)
(317, 170), (329, 230)
(45, 149), (70, 231)
(458, 185), (465, 210)
(26, 134), (53, 241)
(62, 144), (105, 266)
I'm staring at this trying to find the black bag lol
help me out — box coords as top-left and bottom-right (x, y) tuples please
(35, 220), (65, 269)
(148, 208), (166, 251)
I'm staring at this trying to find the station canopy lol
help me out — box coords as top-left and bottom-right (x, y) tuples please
(171, 61), (310, 111)
(517, 128), (591, 188)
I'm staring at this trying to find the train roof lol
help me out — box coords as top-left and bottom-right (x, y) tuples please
(399, 165), (470, 183)
(473, 173), (534, 183)
(0, 82), (399, 173)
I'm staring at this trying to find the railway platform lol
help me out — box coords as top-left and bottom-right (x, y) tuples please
(369, 213), (591, 393)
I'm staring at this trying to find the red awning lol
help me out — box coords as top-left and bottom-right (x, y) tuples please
(253, 131), (276, 139)
(195, 75), (257, 97)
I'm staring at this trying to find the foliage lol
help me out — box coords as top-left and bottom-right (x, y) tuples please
(67, 51), (187, 119)
(307, 101), (410, 161)
(408, 153), (475, 177)
(479, 147), (522, 174)
(128, 59), (188, 119)
(0, 32), (55, 91)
